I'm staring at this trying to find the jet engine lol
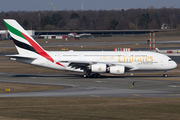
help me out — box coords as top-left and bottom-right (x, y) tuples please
(109, 66), (125, 74)
(91, 64), (106, 73)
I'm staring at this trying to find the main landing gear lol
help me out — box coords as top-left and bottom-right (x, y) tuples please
(83, 73), (101, 78)
(163, 71), (168, 77)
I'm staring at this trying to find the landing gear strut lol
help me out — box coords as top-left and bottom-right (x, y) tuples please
(83, 73), (101, 78)
(92, 73), (101, 78)
(163, 71), (168, 77)
(83, 73), (91, 78)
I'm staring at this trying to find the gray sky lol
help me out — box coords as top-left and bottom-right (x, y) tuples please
(0, 0), (180, 12)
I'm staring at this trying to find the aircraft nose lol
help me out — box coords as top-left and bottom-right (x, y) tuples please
(173, 61), (177, 69)
(168, 60), (177, 69)
(171, 61), (177, 69)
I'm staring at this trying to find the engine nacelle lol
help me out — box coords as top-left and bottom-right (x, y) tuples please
(110, 66), (125, 74)
(91, 64), (106, 73)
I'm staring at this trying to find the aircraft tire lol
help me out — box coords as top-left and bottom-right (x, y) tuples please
(91, 73), (101, 78)
(163, 74), (168, 77)
(92, 74), (97, 78)
(83, 74), (87, 78)
(97, 73), (101, 78)
(87, 74), (91, 78)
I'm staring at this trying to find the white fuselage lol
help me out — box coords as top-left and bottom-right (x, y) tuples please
(25, 51), (177, 73)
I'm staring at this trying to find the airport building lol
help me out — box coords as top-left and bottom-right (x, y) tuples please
(0, 30), (9, 40)
(0, 30), (35, 40)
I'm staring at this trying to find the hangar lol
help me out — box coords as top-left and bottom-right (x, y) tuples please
(0, 30), (9, 40)
(0, 30), (35, 40)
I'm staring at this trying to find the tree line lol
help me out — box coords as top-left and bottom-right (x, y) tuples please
(0, 8), (180, 30)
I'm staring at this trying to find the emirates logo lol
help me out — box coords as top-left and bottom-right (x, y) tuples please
(116, 68), (120, 73)
(98, 66), (102, 71)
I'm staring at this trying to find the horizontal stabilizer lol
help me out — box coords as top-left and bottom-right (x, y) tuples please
(6, 54), (36, 60)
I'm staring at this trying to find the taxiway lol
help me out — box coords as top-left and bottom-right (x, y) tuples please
(0, 72), (180, 97)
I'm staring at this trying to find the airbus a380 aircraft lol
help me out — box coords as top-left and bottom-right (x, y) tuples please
(4, 19), (177, 78)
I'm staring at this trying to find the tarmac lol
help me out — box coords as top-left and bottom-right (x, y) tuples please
(0, 72), (180, 97)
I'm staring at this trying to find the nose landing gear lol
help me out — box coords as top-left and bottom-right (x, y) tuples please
(163, 71), (168, 77)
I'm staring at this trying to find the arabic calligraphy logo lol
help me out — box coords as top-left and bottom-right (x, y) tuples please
(116, 68), (120, 73)
(98, 66), (102, 71)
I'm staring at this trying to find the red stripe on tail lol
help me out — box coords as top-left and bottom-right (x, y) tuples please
(21, 32), (65, 67)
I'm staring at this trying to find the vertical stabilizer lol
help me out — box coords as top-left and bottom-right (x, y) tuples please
(4, 19), (54, 63)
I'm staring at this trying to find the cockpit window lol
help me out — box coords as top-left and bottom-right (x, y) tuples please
(168, 59), (172, 61)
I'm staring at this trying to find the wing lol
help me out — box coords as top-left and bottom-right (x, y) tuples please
(60, 60), (93, 72)
(59, 60), (134, 72)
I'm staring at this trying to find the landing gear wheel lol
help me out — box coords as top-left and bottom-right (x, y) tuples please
(87, 73), (91, 78)
(92, 73), (101, 78)
(84, 73), (91, 78)
(163, 71), (168, 77)
(83, 74), (87, 78)
(97, 73), (101, 78)
(92, 74), (97, 78)
(84, 73), (101, 78)
(163, 74), (168, 77)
